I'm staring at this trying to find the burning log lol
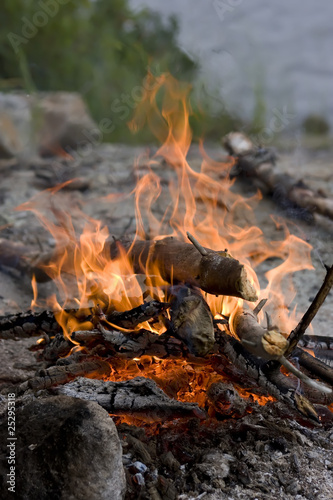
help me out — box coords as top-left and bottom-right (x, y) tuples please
(0, 233), (258, 303)
(223, 132), (333, 222)
(109, 233), (258, 302)
(57, 376), (206, 422)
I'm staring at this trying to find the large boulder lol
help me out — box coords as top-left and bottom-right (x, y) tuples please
(0, 395), (126, 500)
(0, 92), (97, 159)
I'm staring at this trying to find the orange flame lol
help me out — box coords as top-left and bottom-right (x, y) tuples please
(18, 72), (314, 347)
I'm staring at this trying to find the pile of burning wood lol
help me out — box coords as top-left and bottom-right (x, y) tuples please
(1, 231), (332, 425)
(1, 73), (333, 428)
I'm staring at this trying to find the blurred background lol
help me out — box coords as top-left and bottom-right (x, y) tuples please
(1, 0), (332, 146)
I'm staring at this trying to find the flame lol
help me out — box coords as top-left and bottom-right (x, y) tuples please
(16, 72), (317, 413)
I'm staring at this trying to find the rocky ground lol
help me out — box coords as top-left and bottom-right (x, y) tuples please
(0, 139), (333, 499)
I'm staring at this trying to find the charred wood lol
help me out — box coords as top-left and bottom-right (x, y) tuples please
(57, 376), (206, 422)
(0, 300), (170, 340)
(293, 347), (333, 387)
(4, 359), (111, 396)
(169, 285), (215, 356)
(0, 310), (60, 340)
(41, 328), (189, 363)
(106, 300), (170, 329)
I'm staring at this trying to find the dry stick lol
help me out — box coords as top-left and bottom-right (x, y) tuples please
(223, 132), (333, 222)
(216, 330), (332, 421)
(232, 307), (332, 394)
(286, 264), (333, 356)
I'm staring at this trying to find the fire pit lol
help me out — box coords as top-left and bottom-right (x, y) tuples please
(0, 74), (333, 499)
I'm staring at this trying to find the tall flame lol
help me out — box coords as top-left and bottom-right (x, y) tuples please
(17, 72), (313, 340)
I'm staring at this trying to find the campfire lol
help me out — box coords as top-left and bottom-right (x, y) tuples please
(1, 73), (333, 499)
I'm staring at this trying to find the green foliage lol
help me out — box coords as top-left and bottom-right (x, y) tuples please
(302, 114), (330, 136)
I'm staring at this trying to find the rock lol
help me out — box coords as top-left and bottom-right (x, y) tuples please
(0, 395), (126, 500)
(0, 93), (32, 158)
(0, 92), (97, 159)
(37, 92), (97, 155)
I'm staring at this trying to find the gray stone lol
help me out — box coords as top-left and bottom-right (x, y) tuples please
(0, 93), (33, 158)
(0, 395), (126, 500)
(37, 92), (97, 155)
(0, 92), (97, 159)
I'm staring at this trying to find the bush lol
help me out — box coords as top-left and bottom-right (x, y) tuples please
(0, 0), (198, 142)
(302, 114), (330, 136)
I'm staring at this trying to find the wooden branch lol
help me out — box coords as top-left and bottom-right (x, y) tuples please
(57, 376), (206, 422)
(0, 234), (258, 302)
(286, 264), (333, 355)
(292, 347), (333, 387)
(232, 306), (332, 394)
(223, 132), (333, 222)
(216, 329), (333, 420)
(109, 236), (258, 301)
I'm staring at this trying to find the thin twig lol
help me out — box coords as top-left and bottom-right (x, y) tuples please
(186, 232), (207, 256)
(253, 298), (268, 317)
(286, 264), (333, 356)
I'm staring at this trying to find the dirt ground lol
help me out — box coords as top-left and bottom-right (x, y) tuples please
(0, 140), (332, 499)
